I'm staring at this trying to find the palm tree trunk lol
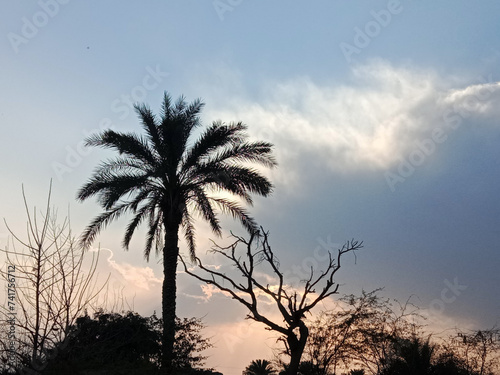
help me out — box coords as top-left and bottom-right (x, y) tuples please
(162, 225), (180, 375)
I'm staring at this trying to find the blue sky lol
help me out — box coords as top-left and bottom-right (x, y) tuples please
(1, 1), (500, 373)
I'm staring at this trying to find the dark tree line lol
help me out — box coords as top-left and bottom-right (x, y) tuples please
(1, 310), (217, 375)
(248, 290), (499, 375)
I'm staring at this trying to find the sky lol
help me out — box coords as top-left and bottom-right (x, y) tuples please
(1, 1), (500, 374)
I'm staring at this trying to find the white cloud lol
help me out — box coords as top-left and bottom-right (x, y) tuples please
(83, 247), (164, 315)
(101, 248), (163, 290)
(203, 61), (500, 189)
(441, 80), (500, 118)
(183, 284), (233, 303)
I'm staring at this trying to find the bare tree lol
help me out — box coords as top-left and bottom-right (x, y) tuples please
(0, 183), (108, 374)
(304, 289), (423, 375)
(180, 228), (362, 375)
(440, 327), (500, 375)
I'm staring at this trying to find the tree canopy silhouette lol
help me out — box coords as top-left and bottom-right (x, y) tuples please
(244, 359), (277, 375)
(42, 310), (214, 375)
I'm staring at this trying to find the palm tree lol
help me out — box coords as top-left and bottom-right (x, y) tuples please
(244, 359), (277, 375)
(381, 336), (435, 375)
(77, 92), (276, 374)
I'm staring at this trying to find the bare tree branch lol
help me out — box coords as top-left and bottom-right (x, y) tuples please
(180, 228), (362, 375)
(0, 184), (109, 373)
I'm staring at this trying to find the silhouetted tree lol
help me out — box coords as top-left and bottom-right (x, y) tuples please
(244, 359), (277, 375)
(277, 360), (322, 375)
(296, 361), (321, 375)
(302, 289), (499, 375)
(439, 328), (500, 375)
(77, 92), (276, 374)
(44, 311), (159, 375)
(378, 334), (495, 375)
(431, 352), (469, 375)
(379, 336), (435, 375)
(304, 307), (360, 374)
(43, 310), (213, 375)
(181, 229), (363, 375)
(302, 290), (422, 375)
(172, 316), (213, 371)
(0, 183), (107, 374)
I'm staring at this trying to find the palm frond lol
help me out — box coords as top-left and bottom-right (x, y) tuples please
(174, 95), (187, 115)
(180, 121), (247, 173)
(79, 203), (131, 249)
(210, 197), (258, 234)
(98, 157), (150, 174)
(144, 213), (162, 261)
(207, 141), (277, 168)
(188, 169), (253, 204)
(123, 201), (154, 250)
(134, 103), (163, 152)
(85, 130), (157, 166)
(192, 165), (273, 203)
(223, 166), (274, 197)
(77, 172), (150, 210)
(190, 187), (221, 237)
(181, 97), (204, 133)
(181, 208), (196, 261)
(161, 92), (173, 120)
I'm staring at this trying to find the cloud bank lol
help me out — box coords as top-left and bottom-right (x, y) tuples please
(203, 61), (500, 192)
